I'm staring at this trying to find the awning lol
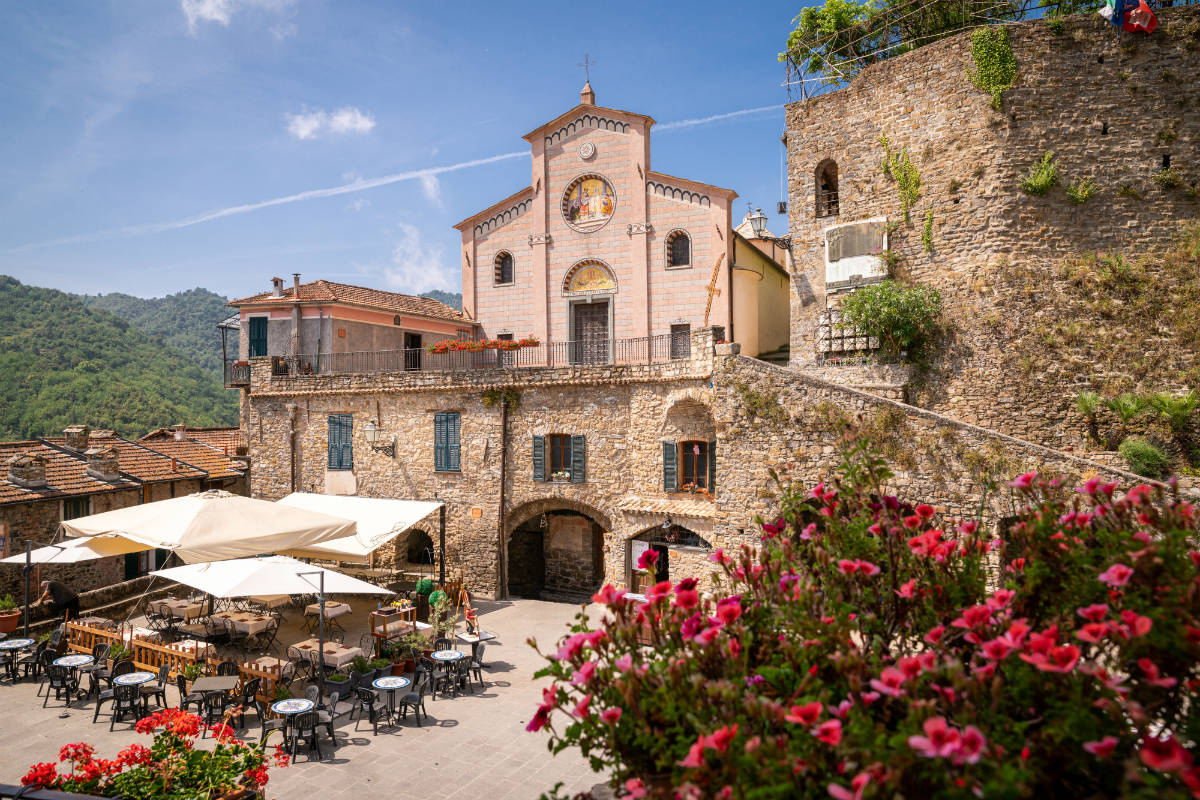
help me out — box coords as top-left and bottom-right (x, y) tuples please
(0, 535), (145, 565)
(150, 555), (393, 597)
(274, 493), (442, 564)
(61, 490), (357, 564)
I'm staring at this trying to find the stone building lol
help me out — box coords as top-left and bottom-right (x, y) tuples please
(455, 82), (790, 359)
(784, 7), (1200, 448)
(0, 426), (248, 600)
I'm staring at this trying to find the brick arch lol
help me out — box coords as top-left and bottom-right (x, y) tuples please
(504, 497), (614, 537)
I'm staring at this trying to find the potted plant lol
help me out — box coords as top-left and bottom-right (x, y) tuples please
(393, 632), (425, 672)
(182, 663), (204, 694)
(429, 594), (461, 640)
(323, 672), (351, 696)
(415, 578), (434, 621)
(0, 594), (20, 634)
(368, 657), (391, 678)
(550, 470), (571, 483)
(108, 642), (132, 666)
(273, 682), (291, 702)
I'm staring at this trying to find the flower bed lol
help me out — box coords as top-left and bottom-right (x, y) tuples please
(530, 424), (1200, 799)
(21, 708), (287, 799)
(425, 336), (539, 355)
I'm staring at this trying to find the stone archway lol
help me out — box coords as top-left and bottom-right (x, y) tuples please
(505, 499), (612, 602)
(628, 523), (713, 592)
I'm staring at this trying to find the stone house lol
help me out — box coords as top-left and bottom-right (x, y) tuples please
(0, 425), (248, 602)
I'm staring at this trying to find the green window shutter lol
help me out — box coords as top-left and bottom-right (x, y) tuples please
(570, 435), (586, 483)
(434, 413), (448, 472)
(341, 416), (353, 471)
(532, 435), (546, 482)
(327, 416), (340, 469)
(248, 317), (268, 357)
(327, 414), (352, 470)
(708, 440), (717, 495)
(662, 441), (677, 493)
(447, 413), (461, 472)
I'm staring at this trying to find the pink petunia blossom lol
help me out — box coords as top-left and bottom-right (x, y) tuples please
(1008, 471), (1036, 489)
(956, 726), (987, 764)
(909, 717), (961, 758)
(1083, 736), (1118, 758)
(715, 597), (742, 625)
(924, 625), (945, 645)
(870, 667), (906, 697)
(1075, 623), (1109, 644)
(600, 707), (622, 725)
(570, 660), (596, 687)
(571, 694), (592, 719)
(703, 723), (738, 753)
(813, 719), (842, 746)
(678, 736), (706, 768)
(785, 701), (823, 725)
(827, 772), (871, 800)
(1076, 603), (1109, 622)
(1098, 563), (1134, 587)
(895, 579), (916, 599)
(621, 778), (647, 800)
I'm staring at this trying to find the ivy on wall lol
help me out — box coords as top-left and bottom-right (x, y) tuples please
(922, 209), (934, 252)
(967, 26), (1017, 109)
(879, 132), (922, 222)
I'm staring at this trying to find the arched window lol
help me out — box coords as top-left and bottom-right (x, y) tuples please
(494, 251), (514, 285)
(665, 230), (691, 269)
(815, 160), (839, 218)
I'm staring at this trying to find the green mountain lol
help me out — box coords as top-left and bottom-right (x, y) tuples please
(78, 287), (231, 376)
(0, 276), (237, 440)
(420, 289), (462, 310)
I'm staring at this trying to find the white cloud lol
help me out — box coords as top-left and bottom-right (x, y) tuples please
(347, 197), (370, 212)
(285, 107), (375, 140)
(181, 0), (296, 35)
(419, 174), (442, 208)
(383, 223), (454, 294)
(656, 104), (783, 133)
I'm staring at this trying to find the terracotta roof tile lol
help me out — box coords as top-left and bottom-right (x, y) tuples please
(42, 436), (206, 483)
(229, 280), (471, 324)
(0, 442), (135, 506)
(139, 440), (245, 479)
(616, 496), (716, 519)
(140, 427), (246, 452)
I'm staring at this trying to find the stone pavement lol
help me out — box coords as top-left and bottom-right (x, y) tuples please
(0, 599), (599, 800)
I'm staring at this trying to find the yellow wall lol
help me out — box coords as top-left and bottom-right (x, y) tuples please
(731, 234), (790, 357)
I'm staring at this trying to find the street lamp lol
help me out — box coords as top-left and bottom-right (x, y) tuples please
(746, 206), (792, 250)
(363, 419), (395, 458)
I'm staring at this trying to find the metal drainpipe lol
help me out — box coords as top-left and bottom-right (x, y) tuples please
(286, 403), (298, 493)
(496, 396), (509, 599)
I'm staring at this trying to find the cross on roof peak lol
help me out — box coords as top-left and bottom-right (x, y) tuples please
(577, 53), (596, 82)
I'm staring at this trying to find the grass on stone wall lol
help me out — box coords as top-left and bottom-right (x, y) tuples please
(1065, 177), (1098, 204)
(1019, 152), (1060, 196)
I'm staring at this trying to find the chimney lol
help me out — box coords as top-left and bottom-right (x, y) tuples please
(292, 273), (301, 297)
(271, 277), (285, 298)
(580, 80), (595, 105)
(85, 445), (120, 482)
(63, 424), (90, 452)
(6, 453), (48, 489)
(173, 423), (187, 442)
(170, 457), (178, 472)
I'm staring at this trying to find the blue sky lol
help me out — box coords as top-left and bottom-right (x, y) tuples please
(0, 0), (804, 301)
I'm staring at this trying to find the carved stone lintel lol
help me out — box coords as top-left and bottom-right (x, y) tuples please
(626, 222), (652, 236)
(529, 233), (552, 246)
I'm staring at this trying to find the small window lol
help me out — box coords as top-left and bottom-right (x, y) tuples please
(494, 251), (514, 285)
(669, 324), (691, 359)
(680, 440), (709, 490)
(815, 160), (839, 218)
(327, 414), (353, 470)
(665, 230), (691, 268)
(533, 434), (586, 482)
(549, 434), (571, 473)
(248, 317), (268, 358)
(62, 497), (90, 521)
(434, 412), (461, 472)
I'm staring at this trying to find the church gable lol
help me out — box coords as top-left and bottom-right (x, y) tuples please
(544, 112), (630, 147)
(474, 195), (534, 237)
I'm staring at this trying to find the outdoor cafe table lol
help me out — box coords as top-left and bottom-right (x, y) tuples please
(0, 638), (32, 651)
(371, 675), (410, 725)
(212, 611), (273, 635)
(249, 655), (286, 671)
(304, 601), (352, 620)
(113, 671), (155, 686)
(250, 594), (290, 609)
(158, 598), (205, 620)
(174, 639), (214, 659)
(191, 676), (239, 696)
(292, 639), (361, 669)
(430, 650), (467, 697)
(455, 631), (496, 665)
(53, 654), (94, 670)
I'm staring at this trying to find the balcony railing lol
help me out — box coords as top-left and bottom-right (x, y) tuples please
(273, 333), (693, 377)
(224, 361), (250, 387)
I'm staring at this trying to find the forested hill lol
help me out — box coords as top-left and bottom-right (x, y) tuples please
(420, 289), (461, 310)
(78, 287), (231, 376)
(0, 276), (237, 440)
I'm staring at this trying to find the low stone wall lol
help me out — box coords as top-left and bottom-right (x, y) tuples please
(800, 363), (914, 402)
(20, 575), (176, 636)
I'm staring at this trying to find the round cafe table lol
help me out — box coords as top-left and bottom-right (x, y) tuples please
(113, 671), (155, 686)
(0, 638), (33, 651)
(371, 676), (411, 724)
(53, 654), (94, 669)
(430, 650), (466, 697)
(271, 698), (315, 715)
(0, 638), (34, 681)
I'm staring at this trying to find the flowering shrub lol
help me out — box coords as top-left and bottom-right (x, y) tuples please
(530, 424), (1200, 799)
(425, 336), (539, 354)
(20, 707), (287, 799)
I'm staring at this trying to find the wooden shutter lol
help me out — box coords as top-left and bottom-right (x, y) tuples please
(447, 413), (461, 472)
(570, 435), (586, 483)
(340, 416), (353, 471)
(532, 435), (545, 482)
(248, 317), (268, 357)
(662, 441), (677, 493)
(327, 415), (352, 470)
(434, 413), (448, 472)
(707, 440), (717, 495)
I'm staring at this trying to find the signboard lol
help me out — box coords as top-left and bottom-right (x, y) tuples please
(824, 218), (888, 290)
(630, 539), (649, 567)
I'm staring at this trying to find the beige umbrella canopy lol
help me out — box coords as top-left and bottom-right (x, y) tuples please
(275, 492), (443, 563)
(0, 535), (144, 565)
(61, 490), (357, 564)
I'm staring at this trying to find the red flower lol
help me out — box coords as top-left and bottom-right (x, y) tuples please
(1020, 644), (1080, 673)
(526, 703), (552, 732)
(674, 578), (700, 610)
(1083, 736), (1119, 758)
(600, 707), (622, 725)
(924, 625), (945, 645)
(981, 637), (1014, 661)
(915, 503), (936, 520)
(636, 549), (659, 571)
(1098, 563), (1133, 587)
(1075, 623), (1109, 644)
(679, 736), (706, 768)
(21, 762), (59, 788)
(1008, 471), (1036, 489)
(715, 598), (742, 625)
(870, 666), (906, 697)
(572, 694), (592, 719)
(909, 717), (961, 758)
(951, 604), (992, 631)
(704, 723), (739, 753)
(814, 719), (843, 746)
(1139, 735), (1191, 773)
(956, 725), (986, 764)
(1137, 658), (1178, 688)
(895, 579), (916, 598)
(591, 584), (626, 605)
(622, 778), (648, 799)
(785, 701), (824, 725)
(1076, 603), (1109, 622)
(827, 772), (870, 800)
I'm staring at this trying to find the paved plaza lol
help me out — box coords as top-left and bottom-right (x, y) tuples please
(0, 598), (599, 800)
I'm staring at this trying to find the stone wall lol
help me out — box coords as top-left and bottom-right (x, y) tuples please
(785, 7), (1200, 450)
(543, 514), (598, 596)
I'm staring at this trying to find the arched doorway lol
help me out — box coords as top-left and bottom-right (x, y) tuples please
(407, 530), (434, 565)
(507, 503), (608, 601)
(629, 523), (712, 593)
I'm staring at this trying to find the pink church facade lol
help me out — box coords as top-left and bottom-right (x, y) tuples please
(456, 84), (758, 353)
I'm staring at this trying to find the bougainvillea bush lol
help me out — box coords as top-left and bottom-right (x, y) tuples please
(530, 426), (1200, 799)
(20, 707), (287, 799)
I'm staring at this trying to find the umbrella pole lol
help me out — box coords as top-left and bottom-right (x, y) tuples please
(317, 572), (326, 692)
(23, 541), (32, 638)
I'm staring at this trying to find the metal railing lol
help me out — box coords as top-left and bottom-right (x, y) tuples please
(272, 333), (694, 377)
(223, 361), (250, 386)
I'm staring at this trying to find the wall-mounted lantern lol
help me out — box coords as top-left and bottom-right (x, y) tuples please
(363, 419), (395, 458)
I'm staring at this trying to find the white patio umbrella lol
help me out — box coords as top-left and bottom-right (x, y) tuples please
(274, 493), (442, 563)
(61, 490), (357, 563)
(150, 555), (392, 685)
(0, 535), (143, 565)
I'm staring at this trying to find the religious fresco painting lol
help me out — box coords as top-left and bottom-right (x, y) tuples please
(563, 175), (616, 232)
(566, 262), (617, 293)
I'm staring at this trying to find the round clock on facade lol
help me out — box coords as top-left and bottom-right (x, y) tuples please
(562, 173), (615, 233)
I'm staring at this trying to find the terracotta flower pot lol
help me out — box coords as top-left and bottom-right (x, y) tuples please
(0, 610), (20, 634)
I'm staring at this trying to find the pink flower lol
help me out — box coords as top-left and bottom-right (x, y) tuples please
(708, 548), (730, 565)
(703, 723), (738, 753)
(1077, 476), (1103, 495)
(600, 707), (622, 725)
(1137, 658), (1178, 688)
(1098, 563), (1133, 587)
(870, 667), (906, 697)
(827, 772), (870, 800)
(621, 778), (647, 800)
(924, 625), (945, 645)
(985, 589), (1015, 610)
(591, 584), (626, 605)
(678, 736), (706, 768)
(856, 560), (881, 577)
(895, 579), (916, 599)
(636, 549), (659, 571)
(571, 694), (592, 719)
(813, 719), (842, 746)
(1020, 644), (1080, 673)
(896, 656), (925, 681)
(526, 704), (552, 732)
(981, 637), (1014, 661)
(715, 598), (742, 625)
(785, 701), (823, 725)
(1076, 603), (1109, 622)
(614, 654), (633, 673)
(570, 661), (596, 687)
(837, 559), (857, 575)
(1083, 736), (1119, 758)
(1075, 623), (1109, 644)
(1139, 735), (1191, 773)
(674, 578), (700, 610)
(1009, 471), (1036, 489)
(951, 605), (993, 631)
(956, 725), (986, 764)
(909, 717), (961, 758)
(916, 503), (936, 520)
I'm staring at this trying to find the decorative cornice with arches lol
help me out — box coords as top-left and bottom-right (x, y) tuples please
(504, 496), (615, 537)
(474, 197), (533, 237)
(646, 180), (711, 208)
(544, 114), (630, 147)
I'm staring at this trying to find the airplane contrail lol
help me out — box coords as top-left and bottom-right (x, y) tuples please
(4, 104), (784, 254)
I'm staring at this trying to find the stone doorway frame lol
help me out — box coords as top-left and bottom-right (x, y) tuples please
(503, 498), (613, 598)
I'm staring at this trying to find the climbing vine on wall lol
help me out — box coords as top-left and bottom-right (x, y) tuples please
(922, 209), (934, 252)
(967, 26), (1017, 109)
(879, 132), (922, 222)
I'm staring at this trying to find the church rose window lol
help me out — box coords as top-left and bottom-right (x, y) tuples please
(494, 251), (514, 285)
(562, 174), (616, 233)
(665, 230), (691, 268)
